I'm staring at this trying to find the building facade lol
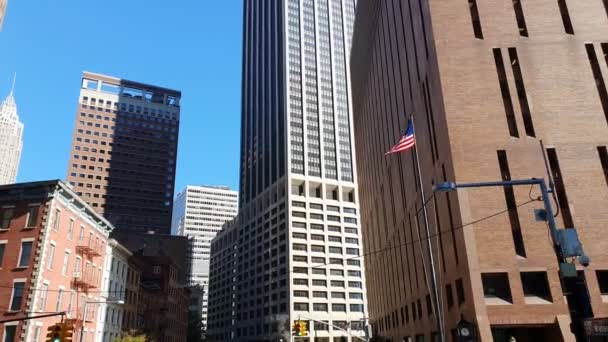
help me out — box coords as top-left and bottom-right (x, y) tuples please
(95, 239), (135, 342)
(0, 0), (7, 30)
(171, 185), (238, 332)
(135, 255), (189, 342)
(350, 1), (608, 341)
(0, 84), (23, 185)
(208, 0), (368, 341)
(66, 71), (181, 234)
(0, 180), (112, 342)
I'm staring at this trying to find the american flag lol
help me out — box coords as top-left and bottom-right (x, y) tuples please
(385, 118), (415, 155)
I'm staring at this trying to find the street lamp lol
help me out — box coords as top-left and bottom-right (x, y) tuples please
(433, 178), (593, 341)
(79, 299), (124, 342)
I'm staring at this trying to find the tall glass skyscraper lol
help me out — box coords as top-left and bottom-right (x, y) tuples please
(208, 1), (368, 341)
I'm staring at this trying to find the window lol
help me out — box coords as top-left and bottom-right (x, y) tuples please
(482, 273), (513, 303)
(468, 0), (483, 38)
(312, 268), (326, 275)
(53, 209), (61, 231)
(314, 321), (329, 331)
(446, 284), (454, 308)
(426, 295), (433, 315)
(294, 290), (308, 298)
(349, 281), (362, 288)
(293, 255), (307, 262)
(39, 284), (49, 311)
(332, 304), (346, 312)
(312, 279), (327, 286)
(456, 278), (465, 305)
(347, 259), (360, 266)
(493, 48), (519, 137)
(597, 271), (608, 295)
(26, 206), (39, 228)
(74, 257), (81, 274)
(293, 279), (308, 286)
(497, 150), (526, 257)
(55, 289), (64, 312)
(3, 325), (16, 342)
(331, 280), (345, 288)
(62, 252), (70, 276)
(547, 148), (574, 228)
(46, 243), (55, 269)
(293, 303), (309, 311)
(0, 208), (13, 229)
(508, 48), (535, 137)
(313, 303), (328, 311)
(0, 242), (5, 266)
(67, 220), (74, 240)
(9, 282), (25, 311)
(557, 0), (574, 34)
(78, 226), (85, 242)
(329, 247), (342, 254)
(521, 272), (552, 302)
(18, 241), (33, 267)
(349, 292), (363, 300)
(350, 304), (364, 312)
(599, 147), (608, 187)
(332, 292), (346, 299)
(348, 270), (361, 277)
(330, 269), (344, 276)
(512, 0), (528, 36)
(586, 44), (608, 123)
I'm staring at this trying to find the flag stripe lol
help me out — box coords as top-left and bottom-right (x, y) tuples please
(385, 117), (416, 155)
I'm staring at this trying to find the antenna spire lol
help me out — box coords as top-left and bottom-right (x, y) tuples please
(9, 72), (16, 96)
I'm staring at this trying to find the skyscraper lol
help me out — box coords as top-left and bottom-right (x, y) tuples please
(350, 1), (608, 341)
(66, 72), (180, 234)
(172, 185), (238, 332)
(208, 1), (368, 341)
(0, 0), (7, 31)
(0, 79), (23, 185)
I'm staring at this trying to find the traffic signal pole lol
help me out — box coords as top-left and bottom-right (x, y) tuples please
(0, 312), (66, 323)
(434, 178), (594, 341)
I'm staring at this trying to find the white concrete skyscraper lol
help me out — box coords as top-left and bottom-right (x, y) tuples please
(0, 79), (23, 185)
(172, 185), (238, 331)
(208, 1), (368, 341)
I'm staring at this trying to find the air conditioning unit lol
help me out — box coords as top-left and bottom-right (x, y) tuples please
(74, 272), (82, 279)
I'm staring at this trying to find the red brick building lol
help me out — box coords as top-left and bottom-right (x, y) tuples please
(0, 180), (112, 342)
(350, 0), (608, 341)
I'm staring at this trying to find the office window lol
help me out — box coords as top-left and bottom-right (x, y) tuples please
(512, 0), (528, 36)
(493, 48), (519, 137)
(596, 271), (608, 295)
(521, 272), (552, 302)
(446, 284), (454, 308)
(497, 150), (526, 257)
(508, 48), (535, 137)
(0, 242), (5, 266)
(53, 209), (61, 231)
(26, 206), (39, 228)
(468, 0), (484, 38)
(3, 325), (16, 342)
(18, 241), (33, 267)
(293, 303), (309, 311)
(456, 278), (465, 305)
(56, 289), (64, 312)
(546, 148), (574, 228)
(46, 243), (55, 269)
(482, 273), (513, 303)
(38, 284), (48, 311)
(557, 0), (574, 34)
(0, 208), (13, 229)
(313, 303), (328, 311)
(332, 304), (346, 312)
(62, 252), (70, 276)
(350, 304), (364, 312)
(9, 282), (25, 311)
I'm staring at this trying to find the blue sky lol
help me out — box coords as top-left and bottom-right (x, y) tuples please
(0, 0), (243, 192)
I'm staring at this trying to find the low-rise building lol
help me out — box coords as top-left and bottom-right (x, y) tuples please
(95, 239), (135, 342)
(0, 180), (112, 342)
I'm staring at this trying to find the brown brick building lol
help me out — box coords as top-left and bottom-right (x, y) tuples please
(66, 72), (181, 234)
(0, 180), (112, 342)
(350, 0), (608, 341)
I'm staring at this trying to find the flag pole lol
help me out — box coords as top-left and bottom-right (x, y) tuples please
(411, 115), (445, 342)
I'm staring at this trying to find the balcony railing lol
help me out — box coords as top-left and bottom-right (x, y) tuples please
(72, 272), (98, 291)
(75, 243), (102, 258)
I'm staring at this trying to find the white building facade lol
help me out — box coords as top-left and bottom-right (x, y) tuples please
(0, 85), (23, 185)
(96, 239), (131, 342)
(171, 185), (238, 331)
(208, 0), (368, 341)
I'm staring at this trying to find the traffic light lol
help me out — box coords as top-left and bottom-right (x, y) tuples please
(46, 324), (61, 342)
(299, 321), (308, 337)
(292, 320), (308, 337)
(293, 321), (301, 336)
(61, 322), (74, 342)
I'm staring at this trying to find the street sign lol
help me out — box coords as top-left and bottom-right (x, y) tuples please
(584, 318), (608, 336)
